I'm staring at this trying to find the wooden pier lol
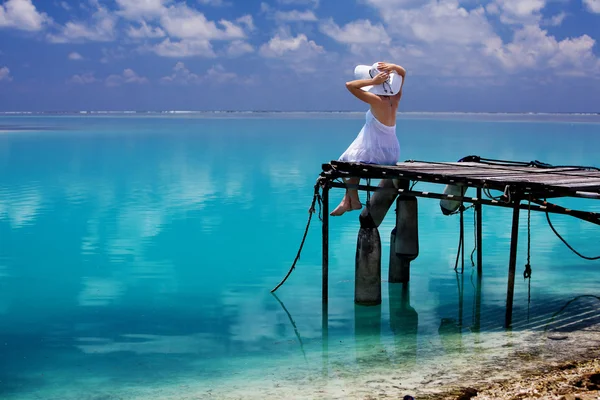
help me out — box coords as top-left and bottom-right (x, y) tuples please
(319, 156), (600, 328)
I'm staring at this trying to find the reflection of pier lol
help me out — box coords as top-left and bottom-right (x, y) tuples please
(319, 156), (600, 327)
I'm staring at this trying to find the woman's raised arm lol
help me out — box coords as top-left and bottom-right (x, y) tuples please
(345, 71), (389, 105)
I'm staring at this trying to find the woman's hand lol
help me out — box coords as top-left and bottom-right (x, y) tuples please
(371, 71), (389, 85)
(377, 62), (396, 74)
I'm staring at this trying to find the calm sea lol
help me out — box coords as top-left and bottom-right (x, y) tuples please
(1, 113), (600, 399)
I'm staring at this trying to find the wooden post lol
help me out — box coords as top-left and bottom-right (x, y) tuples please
(460, 207), (465, 274)
(389, 195), (419, 283)
(358, 179), (398, 227)
(476, 188), (483, 275)
(322, 301), (328, 375)
(389, 231), (411, 283)
(394, 195), (419, 258)
(322, 181), (329, 304)
(505, 197), (521, 328)
(354, 179), (397, 306)
(355, 227), (382, 305)
(473, 272), (482, 332)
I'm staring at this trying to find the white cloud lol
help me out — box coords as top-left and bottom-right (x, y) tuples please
(160, 61), (202, 84)
(197, 0), (231, 6)
(105, 69), (149, 87)
(48, 1), (117, 43)
(68, 52), (84, 60)
(115, 0), (168, 20)
(260, 32), (323, 57)
(205, 63), (237, 83)
(127, 21), (165, 38)
(59, 1), (71, 11)
(320, 19), (390, 45)
(159, 3), (246, 40)
(350, 1), (507, 77)
(583, 0), (600, 13)
(543, 12), (567, 26)
(236, 15), (255, 31)
(160, 62), (248, 85)
(486, 25), (600, 77)
(152, 37), (215, 57)
(100, 47), (127, 64)
(67, 72), (97, 84)
(225, 40), (254, 57)
(276, 0), (319, 7)
(274, 9), (317, 22)
(0, 66), (12, 82)
(259, 31), (325, 72)
(0, 0), (50, 31)
(486, 0), (546, 24)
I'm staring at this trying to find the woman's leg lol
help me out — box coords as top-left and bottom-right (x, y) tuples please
(330, 177), (362, 216)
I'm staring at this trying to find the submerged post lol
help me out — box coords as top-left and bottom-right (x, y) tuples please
(322, 180), (329, 304)
(355, 227), (382, 305)
(505, 196), (521, 328)
(355, 179), (398, 306)
(476, 187), (483, 274)
(390, 193), (419, 283)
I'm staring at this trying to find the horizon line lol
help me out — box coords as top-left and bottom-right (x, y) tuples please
(1, 110), (599, 116)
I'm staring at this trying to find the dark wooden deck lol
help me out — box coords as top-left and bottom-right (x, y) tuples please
(323, 159), (600, 199)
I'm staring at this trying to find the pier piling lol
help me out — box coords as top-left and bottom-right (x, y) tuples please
(322, 181), (329, 304)
(355, 226), (382, 305)
(505, 197), (521, 328)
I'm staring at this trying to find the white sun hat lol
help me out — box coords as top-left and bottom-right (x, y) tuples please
(354, 62), (403, 96)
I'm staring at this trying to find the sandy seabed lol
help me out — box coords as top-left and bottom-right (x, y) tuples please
(8, 322), (598, 400)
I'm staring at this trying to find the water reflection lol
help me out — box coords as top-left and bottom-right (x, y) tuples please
(0, 115), (600, 399)
(389, 283), (418, 367)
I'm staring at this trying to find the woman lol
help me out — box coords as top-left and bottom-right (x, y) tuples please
(330, 61), (406, 217)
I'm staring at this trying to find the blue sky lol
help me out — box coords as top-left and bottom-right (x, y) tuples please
(0, 0), (599, 112)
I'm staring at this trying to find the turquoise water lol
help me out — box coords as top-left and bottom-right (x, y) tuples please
(1, 113), (600, 399)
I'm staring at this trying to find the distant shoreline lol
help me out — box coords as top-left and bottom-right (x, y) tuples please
(0, 110), (599, 116)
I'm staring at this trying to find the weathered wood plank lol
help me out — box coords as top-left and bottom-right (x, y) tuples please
(325, 160), (600, 195)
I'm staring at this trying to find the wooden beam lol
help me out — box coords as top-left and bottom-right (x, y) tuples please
(505, 198), (521, 328)
(476, 187), (483, 275)
(322, 181), (329, 304)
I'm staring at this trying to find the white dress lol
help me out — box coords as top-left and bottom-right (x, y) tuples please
(339, 109), (400, 165)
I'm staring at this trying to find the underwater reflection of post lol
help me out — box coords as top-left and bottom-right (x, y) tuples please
(354, 303), (385, 365)
(389, 282), (418, 368)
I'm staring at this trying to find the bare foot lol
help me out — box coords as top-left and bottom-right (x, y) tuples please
(330, 201), (362, 216)
(330, 202), (352, 216)
(350, 200), (363, 211)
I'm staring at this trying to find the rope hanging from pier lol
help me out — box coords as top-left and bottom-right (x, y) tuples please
(524, 195), (533, 280)
(545, 206), (600, 261)
(454, 204), (466, 273)
(524, 195), (533, 309)
(271, 176), (324, 293)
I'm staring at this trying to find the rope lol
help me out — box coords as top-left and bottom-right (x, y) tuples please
(524, 195), (532, 311)
(543, 295), (600, 333)
(271, 177), (324, 293)
(271, 293), (308, 362)
(470, 208), (476, 267)
(545, 209), (600, 261)
(454, 204), (465, 273)
(366, 178), (372, 209)
(524, 195), (532, 280)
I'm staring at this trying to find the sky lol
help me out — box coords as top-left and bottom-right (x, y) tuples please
(0, 0), (599, 112)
